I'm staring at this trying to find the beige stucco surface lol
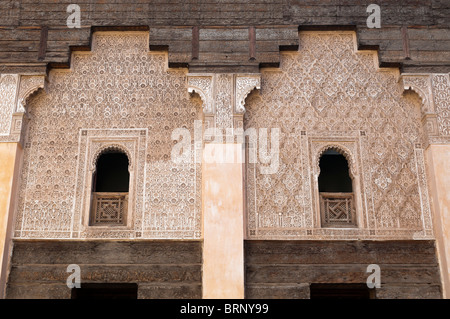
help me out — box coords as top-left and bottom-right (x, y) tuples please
(426, 144), (450, 298)
(202, 143), (244, 298)
(0, 142), (21, 297)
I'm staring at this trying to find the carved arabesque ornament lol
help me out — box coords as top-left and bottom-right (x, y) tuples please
(402, 74), (435, 114)
(245, 31), (434, 240)
(0, 74), (45, 144)
(14, 32), (202, 239)
(0, 74), (19, 136)
(187, 75), (214, 114)
(402, 73), (450, 144)
(4, 31), (446, 241)
(235, 75), (261, 114)
(431, 74), (450, 137)
(17, 76), (46, 113)
(187, 73), (261, 131)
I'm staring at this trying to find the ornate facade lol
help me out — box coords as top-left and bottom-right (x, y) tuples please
(14, 33), (203, 240)
(0, 2), (449, 299)
(245, 32), (437, 240)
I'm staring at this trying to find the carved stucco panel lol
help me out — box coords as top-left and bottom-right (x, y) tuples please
(403, 74), (434, 114)
(72, 130), (144, 239)
(187, 73), (261, 131)
(245, 32), (432, 240)
(235, 75), (261, 114)
(402, 73), (450, 144)
(14, 32), (202, 239)
(431, 73), (450, 136)
(215, 74), (234, 129)
(187, 75), (213, 114)
(0, 74), (19, 135)
(16, 75), (46, 113)
(0, 74), (45, 144)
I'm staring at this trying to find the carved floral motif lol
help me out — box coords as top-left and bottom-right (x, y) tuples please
(5, 31), (444, 241)
(187, 75), (213, 114)
(245, 32), (432, 240)
(14, 32), (202, 239)
(16, 76), (45, 113)
(0, 74), (19, 135)
(431, 74), (450, 136)
(235, 75), (261, 113)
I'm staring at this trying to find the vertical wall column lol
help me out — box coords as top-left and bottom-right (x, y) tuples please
(188, 73), (260, 298)
(202, 143), (245, 298)
(426, 145), (450, 298)
(0, 74), (45, 298)
(403, 73), (450, 298)
(0, 143), (22, 299)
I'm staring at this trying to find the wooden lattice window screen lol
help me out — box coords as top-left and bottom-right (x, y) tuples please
(320, 192), (356, 227)
(90, 192), (128, 226)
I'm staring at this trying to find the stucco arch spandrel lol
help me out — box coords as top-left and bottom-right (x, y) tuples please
(235, 75), (261, 114)
(91, 143), (133, 172)
(187, 74), (213, 114)
(402, 74), (435, 114)
(314, 144), (357, 179)
(17, 75), (46, 112)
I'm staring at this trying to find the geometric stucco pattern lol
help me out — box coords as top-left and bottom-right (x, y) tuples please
(187, 73), (261, 132)
(73, 128), (146, 239)
(245, 32), (433, 240)
(16, 75), (46, 113)
(3, 31), (447, 241)
(431, 74), (450, 137)
(0, 74), (19, 136)
(403, 72), (450, 145)
(0, 74), (45, 144)
(13, 32), (202, 239)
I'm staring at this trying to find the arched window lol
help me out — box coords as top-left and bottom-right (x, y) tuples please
(90, 149), (130, 226)
(318, 148), (356, 228)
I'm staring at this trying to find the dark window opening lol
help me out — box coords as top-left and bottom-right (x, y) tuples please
(310, 283), (375, 299)
(94, 152), (130, 193)
(90, 150), (130, 226)
(318, 149), (352, 193)
(71, 283), (138, 299)
(318, 149), (356, 227)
